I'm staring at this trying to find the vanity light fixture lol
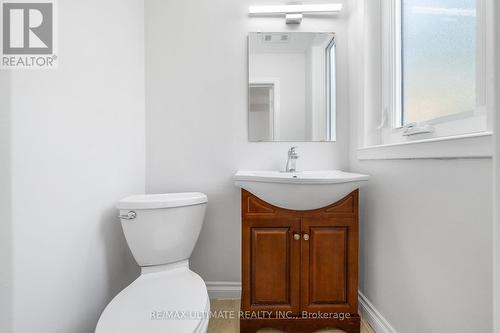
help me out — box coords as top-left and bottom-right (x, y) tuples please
(248, 3), (343, 24)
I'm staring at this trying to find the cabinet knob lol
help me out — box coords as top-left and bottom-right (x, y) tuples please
(303, 233), (310, 241)
(293, 233), (301, 241)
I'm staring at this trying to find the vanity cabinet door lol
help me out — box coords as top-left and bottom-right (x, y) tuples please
(242, 218), (301, 315)
(300, 218), (358, 314)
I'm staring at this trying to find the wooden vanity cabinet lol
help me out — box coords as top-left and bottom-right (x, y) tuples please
(240, 190), (360, 333)
(242, 218), (301, 315)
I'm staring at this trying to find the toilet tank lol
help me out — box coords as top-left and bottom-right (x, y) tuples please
(116, 193), (208, 267)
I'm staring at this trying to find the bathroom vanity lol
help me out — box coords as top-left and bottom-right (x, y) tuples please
(242, 30), (368, 332)
(234, 170), (369, 333)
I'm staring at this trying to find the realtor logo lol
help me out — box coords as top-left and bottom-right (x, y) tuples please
(1, 0), (57, 69)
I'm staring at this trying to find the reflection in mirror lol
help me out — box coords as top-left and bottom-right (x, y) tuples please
(248, 32), (336, 142)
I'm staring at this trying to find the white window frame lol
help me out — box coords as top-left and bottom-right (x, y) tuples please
(386, 0), (489, 139)
(357, 0), (494, 159)
(387, 0), (403, 130)
(326, 37), (337, 142)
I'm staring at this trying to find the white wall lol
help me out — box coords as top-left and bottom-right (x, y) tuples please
(349, 1), (493, 332)
(7, 1), (145, 332)
(352, 159), (492, 332)
(145, 0), (350, 283)
(0, 71), (13, 333)
(250, 53), (307, 141)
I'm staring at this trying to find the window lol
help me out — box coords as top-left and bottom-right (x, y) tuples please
(383, 0), (490, 142)
(402, 0), (476, 125)
(326, 39), (337, 141)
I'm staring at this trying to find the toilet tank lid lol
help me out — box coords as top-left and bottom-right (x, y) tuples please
(116, 192), (208, 210)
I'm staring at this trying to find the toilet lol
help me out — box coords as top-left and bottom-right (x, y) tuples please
(95, 192), (210, 333)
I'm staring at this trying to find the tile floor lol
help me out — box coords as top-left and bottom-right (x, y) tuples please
(208, 299), (375, 333)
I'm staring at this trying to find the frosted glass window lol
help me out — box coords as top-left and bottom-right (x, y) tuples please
(402, 0), (476, 125)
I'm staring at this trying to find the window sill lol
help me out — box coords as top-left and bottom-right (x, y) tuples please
(356, 132), (493, 160)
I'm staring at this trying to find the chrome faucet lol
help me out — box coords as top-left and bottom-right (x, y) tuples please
(285, 146), (299, 172)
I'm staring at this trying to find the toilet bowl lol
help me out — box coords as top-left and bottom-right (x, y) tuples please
(95, 192), (209, 333)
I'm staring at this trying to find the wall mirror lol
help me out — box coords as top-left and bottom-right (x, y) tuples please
(248, 32), (336, 142)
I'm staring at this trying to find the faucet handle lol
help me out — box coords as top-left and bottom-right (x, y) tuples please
(288, 146), (298, 154)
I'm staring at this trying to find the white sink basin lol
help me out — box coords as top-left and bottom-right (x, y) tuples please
(233, 170), (369, 210)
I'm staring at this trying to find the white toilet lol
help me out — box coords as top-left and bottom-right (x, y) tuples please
(95, 192), (210, 333)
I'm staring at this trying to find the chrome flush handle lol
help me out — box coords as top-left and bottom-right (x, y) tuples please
(119, 211), (136, 220)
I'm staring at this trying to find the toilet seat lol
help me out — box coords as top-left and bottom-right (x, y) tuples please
(95, 263), (210, 333)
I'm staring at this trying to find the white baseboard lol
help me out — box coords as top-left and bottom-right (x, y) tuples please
(206, 281), (241, 299)
(358, 291), (397, 333)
